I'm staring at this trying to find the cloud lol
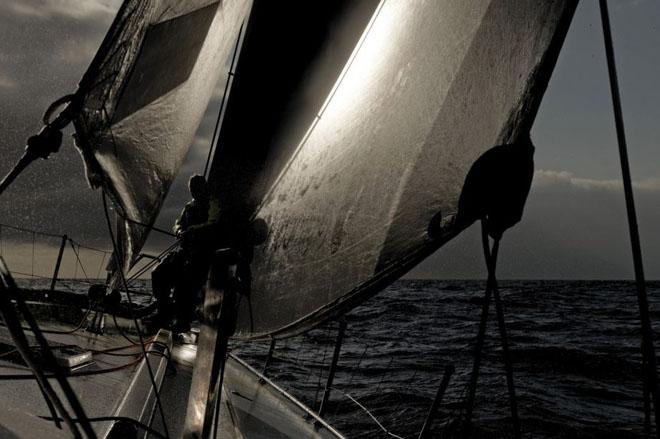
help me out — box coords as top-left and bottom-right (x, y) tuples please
(5, 0), (121, 20)
(0, 72), (16, 89)
(58, 38), (105, 65)
(534, 169), (660, 191)
(621, 0), (651, 8)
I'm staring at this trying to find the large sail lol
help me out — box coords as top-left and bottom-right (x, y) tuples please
(72, 0), (252, 271)
(208, 0), (577, 339)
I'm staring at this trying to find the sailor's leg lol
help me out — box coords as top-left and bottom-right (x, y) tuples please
(151, 254), (176, 323)
(173, 258), (208, 331)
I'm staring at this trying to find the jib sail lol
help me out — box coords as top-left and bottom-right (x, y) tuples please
(207, 0), (577, 338)
(72, 0), (252, 272)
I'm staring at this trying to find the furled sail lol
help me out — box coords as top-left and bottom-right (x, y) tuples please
(72, 0), (252, 271)
(208, 0), (577, 339)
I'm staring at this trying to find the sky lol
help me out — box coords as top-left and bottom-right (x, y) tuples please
(0, 0), (658, 280)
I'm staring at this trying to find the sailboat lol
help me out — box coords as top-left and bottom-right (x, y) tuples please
(7, 0), (646, 437)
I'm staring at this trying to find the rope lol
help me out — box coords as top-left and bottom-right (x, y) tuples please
(462, 220), (520, 439)
(113, 208), (177, 238)
(126, 242), (179, 284)
(0, 222), (61, 239)
(330, 387), (405, 439)
(1, 306), (93, 336)
(70, 240), (91, 283)
(0, 222), (116, 287)
(0, 258), (94, 438)
(102, 191), (170, 438)
(69, 239), (112, 256)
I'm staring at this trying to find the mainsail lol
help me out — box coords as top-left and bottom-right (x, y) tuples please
(72, 0), (252, 272)
(207, 0), (578, 339)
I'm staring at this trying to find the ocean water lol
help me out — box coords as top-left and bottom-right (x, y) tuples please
(18, 278), (659, 438)
(232, 280), (660, 439)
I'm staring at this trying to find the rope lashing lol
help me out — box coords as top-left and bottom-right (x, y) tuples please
(462, 220), (520, 439)
(0, 95), (77, 197)
(101, 191), (170, 438)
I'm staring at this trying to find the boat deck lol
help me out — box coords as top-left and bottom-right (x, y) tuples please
(151, 339), (344, 438)
(0, 315), (170, 438)
(0, 302), (344, 438)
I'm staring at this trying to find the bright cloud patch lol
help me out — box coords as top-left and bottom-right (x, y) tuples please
(6, 0), (121, 20)
(0, 72), (16, 89)
(534, 169), (660, 191)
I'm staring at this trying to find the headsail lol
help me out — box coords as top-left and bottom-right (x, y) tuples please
(72, 0), (253, 272)
(208, 0), (577, 339)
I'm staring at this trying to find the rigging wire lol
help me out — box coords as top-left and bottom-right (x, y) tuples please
(111, 207), (177, 238)
(313, 327), (332, 408)
(70, 240), (91, 284)
(0, 222), (62, 239)
(102, 191), (170, 438)
(126, 242), (179, 284)
(330, 386), (405, 439)
(203, 21), (245, 178)
(0, 259), (93, 438)
(96, 252), (107, 280)
(31, 232), (35, 278)
(462, 221), (520, 439)
(599, 1), (660, 435)
(346, 345), (369, 387)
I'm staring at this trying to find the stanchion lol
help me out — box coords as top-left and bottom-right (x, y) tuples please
(50, 234), (67, 291)
(419, 364), (455, 439)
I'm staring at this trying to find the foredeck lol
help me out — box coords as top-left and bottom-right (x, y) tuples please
(0, 317), (171, 438)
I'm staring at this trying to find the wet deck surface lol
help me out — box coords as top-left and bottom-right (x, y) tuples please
(0, 315), (171, 437)
(0, 306), (342, 438)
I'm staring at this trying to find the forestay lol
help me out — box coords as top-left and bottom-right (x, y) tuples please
(72, 0), (252, 272)
(209, 0), (577, 338)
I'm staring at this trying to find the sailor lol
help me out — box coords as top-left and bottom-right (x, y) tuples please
(151, 174), (220, 332)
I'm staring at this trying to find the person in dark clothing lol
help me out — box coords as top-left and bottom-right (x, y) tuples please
(151, 174), (220, 332)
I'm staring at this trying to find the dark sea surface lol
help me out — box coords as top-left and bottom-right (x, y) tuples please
(16, 278), (660, 438)
(231, 280), (659, 439)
